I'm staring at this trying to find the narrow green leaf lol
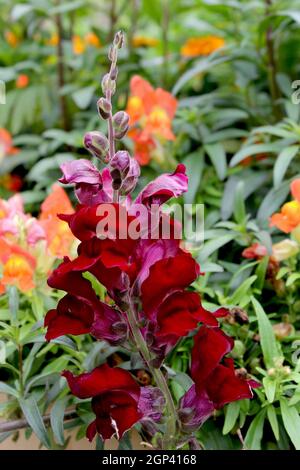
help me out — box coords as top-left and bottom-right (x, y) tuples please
(172, 55), (230, 95)
(244, 409), (266, 450)
(198, 233), (236, 263)
(50, 397), (69, 446)
(118, 432), (132, 450)
(254, 256), (269, 291)
(8, 286), (19, 323)
(0, 381), (19, 398)
(183, 151), (204, 204)
(286, 273), (300, 287)
(230, 276), (257, 305)
(251, 296), (280, 369)
(263, 376), (276, 403)
(96, 435), (105, 450)
(257, 182), (290, 222)
(222, 402), (240, 435)
(267, 405), (279, 441)
(205, 143), (227, 181)
(280, 398), (300, 449)
(19, 397), (51, 449)
(273, 145), (299, 187)
(230, 143), (286, 167)
(233, 181), (246, 223)
(71, 86), (95, 110)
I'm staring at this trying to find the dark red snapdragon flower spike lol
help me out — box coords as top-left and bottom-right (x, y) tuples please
(45, 32), (258, 448)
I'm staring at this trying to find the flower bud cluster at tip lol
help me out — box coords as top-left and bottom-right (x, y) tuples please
(83, 31), (139, 197)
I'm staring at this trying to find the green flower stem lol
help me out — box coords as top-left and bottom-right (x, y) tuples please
(126, 298), (178, 449)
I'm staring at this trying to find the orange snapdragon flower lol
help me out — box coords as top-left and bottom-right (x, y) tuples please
(0, 174), (22, 192)
(0, 238), (36, 293)
(73, 35), (85, 55)
(47, 33), (59, 46)
(85, 32), (101, 47)
(181, 36), (225, 57)
(4, 31), (19, 48)
(270, 180), (300, 233)
(0, 129), (19, 158)
(132, 36), (159, 48)
(72, 33), (101, 54)
(126, 75), (177, 165)
(39, 184), (74, 258)
(16, 74), (29, 89)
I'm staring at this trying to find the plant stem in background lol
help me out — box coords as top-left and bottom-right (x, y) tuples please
(0, 410), (77, 434)
(161, 0), (170, 88)
(126, 297), (178, 449)
(55, 1), (70, 131)
(265, 0), (282, 120)
(108, 0), (118, 42)
(127, 0), (140, 59)
(18, 344), (23, 395)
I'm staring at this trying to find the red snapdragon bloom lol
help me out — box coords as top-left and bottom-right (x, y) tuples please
(63, 364), (163, 440)
(242, 243), (268, 260)
(179, 326), (259, 431)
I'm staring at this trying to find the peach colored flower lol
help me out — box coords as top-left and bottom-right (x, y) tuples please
(39, 184), (74, 258)
(272, 239), (299, 261)
(0, 238), (36, 293)
(181, 36), (225, 57)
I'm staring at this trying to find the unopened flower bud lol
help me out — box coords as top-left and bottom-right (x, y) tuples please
(235, 367), (248, 380)
(111, 321), (128, 342)
(110, 66), (118, 81)
(113, 31), (124, 49)
(272, 322), (293, 340)
(231, 340), (245, 358)
(108, 45), (117, 62)
(112, 111), (129, 139)
(268, 367), (276, 377)
(110, 150), (140, 195)
(230, 307), (249, 325)
(110, 168), (122, 190)
(97, 97), (111, 119)
(84, 131), (109, 162)
(101, 73), (116, 95)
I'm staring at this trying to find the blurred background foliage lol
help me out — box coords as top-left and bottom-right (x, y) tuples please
(1, 0), (300, 450)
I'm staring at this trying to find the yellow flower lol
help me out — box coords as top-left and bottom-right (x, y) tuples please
(4, 31), (19, 48)
(181, 36), (225, 57)
(72, 35), (85, 55)
(85, 32), (101, 47)
(132, 36), (159, 48)
(47, 33), (59, 47)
